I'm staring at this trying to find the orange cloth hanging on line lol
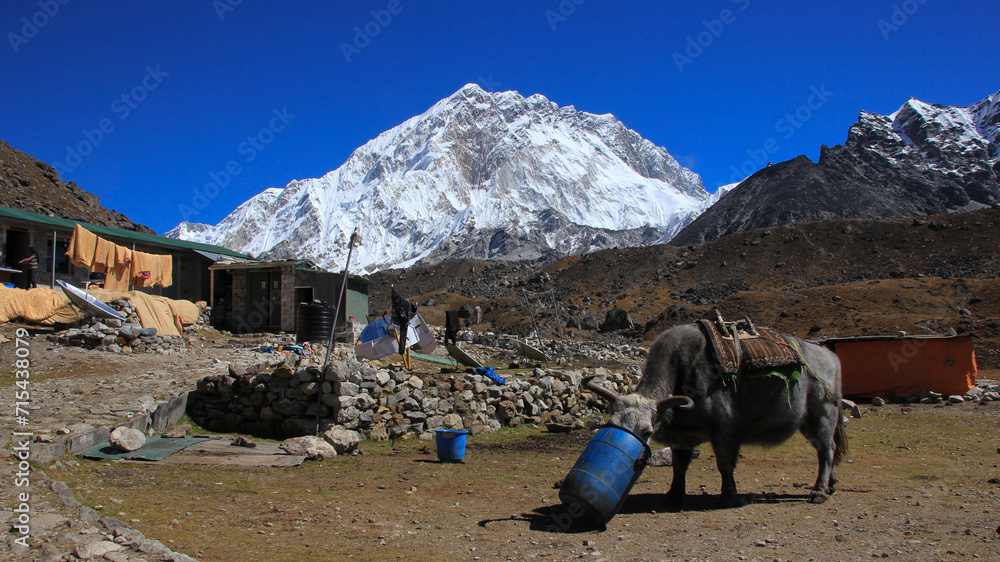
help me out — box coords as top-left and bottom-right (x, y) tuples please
(115, 245), (132, 267)
(64, 224), (98, 268)
(156, 254), (173, 288)
(103, 245), (133, 292)
(130, 251), (156, 288)
(92, 237), (117, 270)
(104, 258), (131, 292)
(65, 224), (174, 289)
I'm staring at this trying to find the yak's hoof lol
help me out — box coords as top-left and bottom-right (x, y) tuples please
(716, 495), (743, 509)
(809, 491), (829, 504)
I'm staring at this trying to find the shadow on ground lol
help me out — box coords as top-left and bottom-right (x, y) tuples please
(477, 492), (820, 534)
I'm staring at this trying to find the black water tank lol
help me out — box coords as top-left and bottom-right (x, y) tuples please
(296, 302), (336, 344)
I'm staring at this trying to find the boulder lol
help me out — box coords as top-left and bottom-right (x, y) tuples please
(323, 428), (361, 454)
(279, 436), (337, 460)
(109, 427), (146, 452)
(599, 308), (634, 332)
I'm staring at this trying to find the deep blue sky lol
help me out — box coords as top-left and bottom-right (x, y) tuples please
(2, 0), (997, 235)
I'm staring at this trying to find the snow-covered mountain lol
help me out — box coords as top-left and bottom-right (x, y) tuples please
(672, 89), (1000, 246)
(167, 84), (710, 273)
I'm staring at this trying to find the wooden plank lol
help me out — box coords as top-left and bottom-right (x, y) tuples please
(152, 438), (307, 467)
(156, 453), (306, 467)
(181, 439), (287, 456)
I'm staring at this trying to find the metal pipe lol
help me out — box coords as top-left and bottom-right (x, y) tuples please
(51, 229), (56, 289)
(316, 229), (361, 435)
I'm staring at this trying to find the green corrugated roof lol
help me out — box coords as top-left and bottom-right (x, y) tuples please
(0, 206), (250, 258)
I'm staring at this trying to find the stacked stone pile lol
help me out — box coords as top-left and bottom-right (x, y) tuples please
(187, 358), (640, 440)
(870, 381), (1000, 406)
(47, 315), (196, 355)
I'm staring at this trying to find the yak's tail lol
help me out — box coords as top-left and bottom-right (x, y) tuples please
(832, 410), (849, 466)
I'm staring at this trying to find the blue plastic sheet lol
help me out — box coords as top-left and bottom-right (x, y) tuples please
(476, 366), (506, 384)
(359, 317), (390, 343)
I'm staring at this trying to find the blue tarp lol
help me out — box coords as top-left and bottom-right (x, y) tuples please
(359, 318), (390, 343)
(476, 366), (506, 385)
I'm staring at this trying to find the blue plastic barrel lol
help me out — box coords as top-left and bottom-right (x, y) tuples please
(559, 426), (651, 523)
(435, 429), (468, 462)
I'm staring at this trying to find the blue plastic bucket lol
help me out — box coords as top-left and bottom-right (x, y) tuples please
(435, 429), (468, 462)
(559, 426), (651, 523)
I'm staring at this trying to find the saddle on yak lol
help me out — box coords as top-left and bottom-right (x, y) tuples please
(696, 310), (803, 391)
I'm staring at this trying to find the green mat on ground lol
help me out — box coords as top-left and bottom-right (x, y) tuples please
(409, 351), (458, 366)
(78, 436), (208, 461)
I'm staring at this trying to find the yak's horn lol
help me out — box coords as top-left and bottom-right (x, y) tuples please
(661, 395), (695, 410)
(582, 375), (620, 403)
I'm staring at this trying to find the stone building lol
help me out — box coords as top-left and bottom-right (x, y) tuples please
(208, 259), (369, 334)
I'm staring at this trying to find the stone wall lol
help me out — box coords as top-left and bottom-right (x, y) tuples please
(186, 358), (640, 439)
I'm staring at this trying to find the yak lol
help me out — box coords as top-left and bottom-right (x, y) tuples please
(583, 322), (848, 507)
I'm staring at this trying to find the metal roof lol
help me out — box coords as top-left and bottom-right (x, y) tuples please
(209, 258), (370, 284)
(0, 206), (250, 258)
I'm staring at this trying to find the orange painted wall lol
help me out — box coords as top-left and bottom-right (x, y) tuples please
(831, 336), (977, 398)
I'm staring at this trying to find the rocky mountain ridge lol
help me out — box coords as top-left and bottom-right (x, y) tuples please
(672, 90), (1000, 245)
(0, 140), (153, 233)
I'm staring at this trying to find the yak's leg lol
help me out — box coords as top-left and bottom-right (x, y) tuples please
(664, 448), (694, 505)
(803, 404), (838, 503)
(711, 432), (742, 508)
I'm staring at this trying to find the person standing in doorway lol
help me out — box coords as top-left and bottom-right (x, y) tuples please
(18, 247), (39, 289)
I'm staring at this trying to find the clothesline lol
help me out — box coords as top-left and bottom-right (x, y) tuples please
(64, 224), (173, 291)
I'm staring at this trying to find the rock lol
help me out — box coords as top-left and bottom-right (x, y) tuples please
(323, 429), (361, 454)
(948, 395), (965, 404)
(872, 397), (885, 407)
(407, 375), (424, 390)
(162, 424), (191, 438)
(648, 447), (673, 467)
(75, 541), (123, 559)
(279, 436), (337, 460)
(109, 427), (146, 452)
(841, 399), (862, 418)
(599, 308), (634, 332)
(231, 436), (257, 448)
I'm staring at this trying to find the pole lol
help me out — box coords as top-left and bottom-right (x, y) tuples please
(129, 243), (135, 291)
(51, 229), (57, 289)
(521, 288), (543, 341)
(317, 229), (360, 435)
